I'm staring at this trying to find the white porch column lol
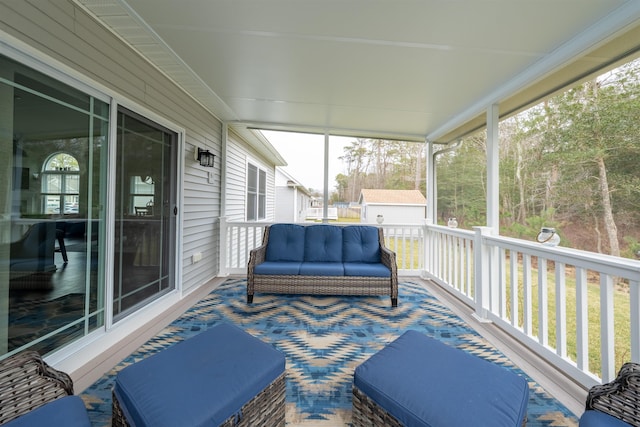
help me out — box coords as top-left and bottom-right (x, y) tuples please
(486, 105), (501, 319)
(218, 123), (228, 276)
(425, 139), (435, 225)
(486, 104), (499, 231)
(423, 139), (434, 278)
(220, 122), (228, 218)
(322, 133), (329, 223)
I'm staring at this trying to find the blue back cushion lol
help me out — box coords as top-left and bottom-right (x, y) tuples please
(343, 226), (380, 263)
(265, 224), (305, 262)
(304, 225), (342, 262)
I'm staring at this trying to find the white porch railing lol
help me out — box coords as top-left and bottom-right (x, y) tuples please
(424, 224), (640, 387)
(220, 219), (640, 388)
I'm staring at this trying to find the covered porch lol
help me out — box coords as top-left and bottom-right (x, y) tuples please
(57, 0), (640, 420)
(3, 0), (640, 425)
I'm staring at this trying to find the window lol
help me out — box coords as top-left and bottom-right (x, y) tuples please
(247, 163), (266, 221)
(41, 153), (80, 214)
(130, 175), (155, 216)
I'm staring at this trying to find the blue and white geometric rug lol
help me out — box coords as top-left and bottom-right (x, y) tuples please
(80, 278), (579, 426)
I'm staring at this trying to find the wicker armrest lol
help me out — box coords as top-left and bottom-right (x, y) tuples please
(0, 351), (74, 424)
(247, 226), (271, 303)
(586, 362), (640, 426)
(248, 226), (270, 272)
(248, 244), (268, 271)
(377, 228), (398, 306)
(380, 246), (397, 274)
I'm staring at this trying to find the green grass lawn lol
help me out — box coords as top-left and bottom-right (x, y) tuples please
(511, 265), (632, 377)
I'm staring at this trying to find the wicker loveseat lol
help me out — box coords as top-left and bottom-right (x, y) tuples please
(247, 223), (398, 307)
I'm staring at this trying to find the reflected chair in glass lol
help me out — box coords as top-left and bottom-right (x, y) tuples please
(9, 222), (57, 290)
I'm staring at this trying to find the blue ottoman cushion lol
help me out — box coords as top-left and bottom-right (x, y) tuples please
(354, 330), (529, 427)
(579, 410), (632, 426)
(114, 323), (285, 427)
(3, 396), (90, 427)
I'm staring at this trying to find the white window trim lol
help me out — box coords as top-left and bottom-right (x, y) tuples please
(246, 160), (267, 221)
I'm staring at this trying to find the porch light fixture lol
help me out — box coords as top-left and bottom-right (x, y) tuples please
(196, 148), (215, 167)
(536, 227), (560, 247)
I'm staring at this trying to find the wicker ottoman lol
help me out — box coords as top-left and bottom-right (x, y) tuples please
(353, 330), (529, 427)
(112, 323), (286, 427)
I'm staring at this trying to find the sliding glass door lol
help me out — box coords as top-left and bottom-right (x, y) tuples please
(113, 108), (178, 320)
(1, 50), (181, 355)
(1, 53), (108, 356)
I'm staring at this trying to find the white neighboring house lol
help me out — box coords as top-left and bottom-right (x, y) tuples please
(358, 189), (427, 224)
(274, 168), (313, 222)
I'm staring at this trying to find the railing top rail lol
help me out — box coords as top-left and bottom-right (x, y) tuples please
(226, 221), (426, 228)
(425, 224), (475, 238)
(482, 233), (640, 281)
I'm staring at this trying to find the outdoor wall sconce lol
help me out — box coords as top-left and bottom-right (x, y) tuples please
(196, 148), (215, 167)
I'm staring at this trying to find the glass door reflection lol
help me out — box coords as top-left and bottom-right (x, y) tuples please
(113, 108), (177, 320)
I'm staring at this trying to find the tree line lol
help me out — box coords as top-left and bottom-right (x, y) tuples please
(331, 58), (640, 258)
(331, 138), (425, 203)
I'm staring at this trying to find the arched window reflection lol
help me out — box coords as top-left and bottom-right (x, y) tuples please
(41, 153), (80, 215)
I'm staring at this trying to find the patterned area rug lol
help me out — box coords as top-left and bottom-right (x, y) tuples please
(80, 278), (579, 426)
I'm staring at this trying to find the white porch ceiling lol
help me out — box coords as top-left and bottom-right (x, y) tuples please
(78, 0), (640, 143)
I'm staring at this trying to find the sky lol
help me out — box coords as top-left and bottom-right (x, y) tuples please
(261, 130), (355, 193)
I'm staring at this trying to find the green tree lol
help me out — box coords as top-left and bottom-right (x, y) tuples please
(435, 134), (487, 227)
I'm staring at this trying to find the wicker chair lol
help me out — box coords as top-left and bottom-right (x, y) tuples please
(582, 362), (640, 426)
(0, 351), (74, 425)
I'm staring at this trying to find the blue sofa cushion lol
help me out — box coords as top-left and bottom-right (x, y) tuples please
(3, 396), (91, 427)
(114, 323), (285, 427)
(343, 262), (390, 277)
(265, 223), (305, 262)
(579, 410), (632, 426)
(254, 261), (301, 275)
(343, 226), (381, 263)
(304, 225), (343, 262)
(354, 330), (529, 427)
(299, 262), (344, 276)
